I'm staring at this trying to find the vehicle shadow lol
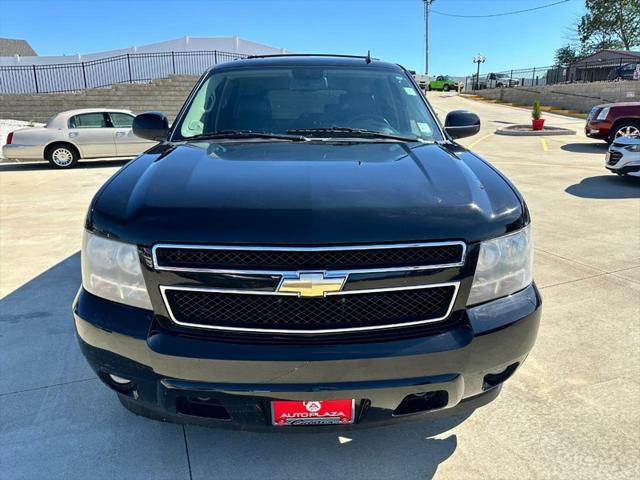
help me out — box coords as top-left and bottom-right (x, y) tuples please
(0, 252), (91, 393)
(560, 142), (608, 154)
(0, 159), (129, 172)
(565, 174), (640, 199)
(184, 413), (469, 479)
(0, 252), (476, 479)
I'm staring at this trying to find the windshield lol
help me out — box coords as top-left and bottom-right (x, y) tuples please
(173, 66), (442, 142)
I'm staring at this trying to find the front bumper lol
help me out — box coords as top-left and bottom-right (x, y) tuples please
(606, 146), (640, 173)
(73, 284), (541, 430)
(585, 120), (612, 140)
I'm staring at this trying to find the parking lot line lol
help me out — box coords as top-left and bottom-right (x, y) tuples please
(540, 138), (549, 151)
(467, 132), (493, 149)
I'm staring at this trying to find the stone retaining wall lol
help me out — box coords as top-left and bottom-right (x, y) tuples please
(0, 75), (200, 122)
(474, 81), (640, 112)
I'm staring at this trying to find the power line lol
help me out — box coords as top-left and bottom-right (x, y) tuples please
(431, 0), (571, 18)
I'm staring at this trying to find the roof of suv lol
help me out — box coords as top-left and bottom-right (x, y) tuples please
(212, 54), (405, 72)
(595, 102), (640, 109)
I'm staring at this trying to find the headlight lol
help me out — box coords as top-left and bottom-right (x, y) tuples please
(81, 231), (152, 309)
(596, 107), (610, 120)
(467, 226), (533, 306)
(624, 144), (640, 151)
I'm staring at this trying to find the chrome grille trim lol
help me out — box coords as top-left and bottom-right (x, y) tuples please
(151, 241), (467, 275)
(159, 282), (460, 334)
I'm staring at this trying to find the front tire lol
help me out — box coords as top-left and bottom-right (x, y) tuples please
(46, 144), (79, 169)
(609, 122), (640, 143)
(443, 84), (450, 92)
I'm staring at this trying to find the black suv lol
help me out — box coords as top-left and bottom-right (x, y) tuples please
(73, 55), (540, 429)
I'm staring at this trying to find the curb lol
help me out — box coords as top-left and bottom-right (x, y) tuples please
(495, 125), (576, 136)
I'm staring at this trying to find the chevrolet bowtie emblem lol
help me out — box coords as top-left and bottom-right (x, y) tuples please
(277, 273), (346, 297)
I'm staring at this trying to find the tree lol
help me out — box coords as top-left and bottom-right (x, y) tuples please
(554, 45), (579, 65)
(578, 0), (640, 51)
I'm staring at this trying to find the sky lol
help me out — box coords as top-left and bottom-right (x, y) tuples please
(0, 0), (586, 75)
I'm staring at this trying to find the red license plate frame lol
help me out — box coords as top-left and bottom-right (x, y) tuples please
(271, 399), (355, 426)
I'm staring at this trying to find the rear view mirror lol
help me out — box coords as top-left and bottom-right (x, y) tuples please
(444, 110), (481, 140)
(133, 112), (169, 141)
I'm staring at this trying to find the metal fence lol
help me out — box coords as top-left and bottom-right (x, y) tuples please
(0, 50), (247, 94)
(464, 56), (639, 91)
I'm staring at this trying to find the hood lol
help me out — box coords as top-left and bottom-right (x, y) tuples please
(612, 135), (640, 146)
(90, 140), (526, 246)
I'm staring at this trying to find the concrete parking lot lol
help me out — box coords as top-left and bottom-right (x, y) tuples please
(1, 94), (639, 479)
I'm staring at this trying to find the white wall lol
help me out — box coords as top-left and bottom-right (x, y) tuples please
(0, 36), (292, 93)
(0, 36), (289, 66)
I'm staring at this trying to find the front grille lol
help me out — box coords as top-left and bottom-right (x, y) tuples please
(608, 151), (623, 166)
(154, 243), (464, 271)
(163, 285), (456, 333)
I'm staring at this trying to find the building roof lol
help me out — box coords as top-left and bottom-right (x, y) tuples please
(0, 38), (37, 57)
(570, 49), (640, 66)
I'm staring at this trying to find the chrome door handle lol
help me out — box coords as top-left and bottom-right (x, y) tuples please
(115, 131), (126, 137)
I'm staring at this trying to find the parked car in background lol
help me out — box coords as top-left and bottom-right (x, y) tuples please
(585, 102), (640, 143)
(428, 75), (461, 91)
(412, 73), (430, 90)
(477, 73), (520, 89)
(606, 135), (640, 176)
(2, 108), (157, 168)
(74, 55), (540, 429)
(607, 62), (640, 81)
(491, 73), (520, 88)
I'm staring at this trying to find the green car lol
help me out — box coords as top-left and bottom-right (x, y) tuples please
(428, 75), (460, 92)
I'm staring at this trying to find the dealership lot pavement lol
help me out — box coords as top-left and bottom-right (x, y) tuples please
(1, 94), (639, 479)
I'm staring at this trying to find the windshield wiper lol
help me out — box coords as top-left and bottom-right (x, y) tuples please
(186, 130), (309, 141)
(287, 127), (425, 143)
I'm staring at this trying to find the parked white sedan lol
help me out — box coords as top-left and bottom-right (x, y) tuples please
(606, 135), (640, 177)
(2, 108), (156, 168)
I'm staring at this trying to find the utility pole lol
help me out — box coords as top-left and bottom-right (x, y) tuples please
(423, 0), (435, 76)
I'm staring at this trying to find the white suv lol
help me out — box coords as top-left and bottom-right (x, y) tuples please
(606, 135), (640, 176)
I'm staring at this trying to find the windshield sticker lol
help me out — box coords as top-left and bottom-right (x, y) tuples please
(404, 87), (417, 96)
(417, 122), (431, 133)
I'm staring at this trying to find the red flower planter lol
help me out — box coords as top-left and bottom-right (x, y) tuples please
(532, 118), (545, 131)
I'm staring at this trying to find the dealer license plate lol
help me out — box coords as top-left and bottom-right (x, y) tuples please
(271, 399), (355, 426)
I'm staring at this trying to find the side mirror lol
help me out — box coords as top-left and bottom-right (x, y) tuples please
(132, 112), (169, 141)
(444, 110), (481, 140)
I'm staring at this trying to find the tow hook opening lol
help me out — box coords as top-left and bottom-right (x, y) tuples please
(483, 362), (520, 391)
(393, 391), (449, 416)
(176, 396), (232, 421)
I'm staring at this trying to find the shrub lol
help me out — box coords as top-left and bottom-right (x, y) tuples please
(532, 100), (542, 120)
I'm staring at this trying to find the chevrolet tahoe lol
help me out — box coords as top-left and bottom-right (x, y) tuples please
(73, 55), (541, 429)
